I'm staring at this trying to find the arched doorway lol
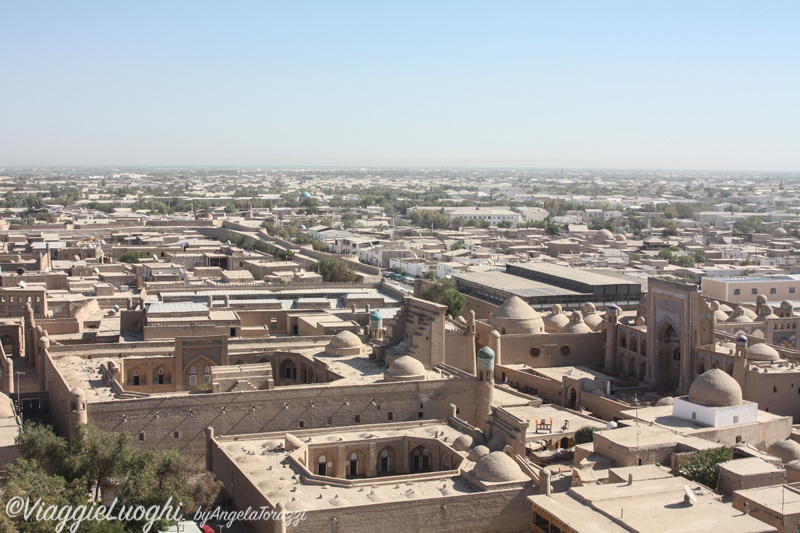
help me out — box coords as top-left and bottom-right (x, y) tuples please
(411, 446), (431, 473)
(377, 446), (397, 475)
(657, 322), (681, 389)
(567, 387), (577, 410)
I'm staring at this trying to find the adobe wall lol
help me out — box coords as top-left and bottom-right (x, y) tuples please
(85, 376), (478, 464)
(742, 370), (800, 423)
(477, 327), (603, 368)
(291, 487), (535, 533)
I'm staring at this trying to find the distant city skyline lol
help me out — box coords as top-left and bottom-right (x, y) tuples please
(1, 1), (798, 170)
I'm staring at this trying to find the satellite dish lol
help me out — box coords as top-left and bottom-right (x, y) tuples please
(683, 486), (697, 506)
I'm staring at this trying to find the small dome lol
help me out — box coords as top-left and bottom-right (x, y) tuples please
(747, 343), (780, 362)
(487, 433), (506, 452)
(756, 294), (768, 306)
(70, 387), (86, 401)
(781, 300), (795, 310)
(727, 307), (754, 323)
(688, 369), (742, 407)
(477, 346), (495, 360)
(387, 356), (425, 377)
(757, 306), (779, 321)
(300, 191), (312, 198)
(718, 341), (737, 353)
(768, 440), (800, 463)
(488, 296), (544, 334)
(614, 234), (627, 242)
(299, 224), (307, 230)
(742, 307), (758, 320)
(562, 311), (592, 334)
(655, 397), (674, 406)
(329, 331), (363, 349)
(473, 452), (526, 483)
(718, 303), (734, 313)
(543, 304), (569, 333)
(452, 435), (474, 451)
(582, 308), (603, 332)
(596, 228), (613, 240)
(712, 302), (730, 321)
(582, 302), (597, 314)
(455, 315), (467, 325)
(773, 226), (788, 236)
(468, 445), (490, 462)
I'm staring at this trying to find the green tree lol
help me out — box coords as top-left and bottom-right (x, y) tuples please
(545, 223), (561, 235)
(734, 216), (763, 234)
(661, 220), (679, 237)
(440, 289), (465, 317)
(341, 212), (358, 228)
(423, 270), (437, 279)
(694, 250), (706, 264)
(118, 250), (151, 263)
(574, 426), (602, 445)
(311, 258), (357, 282)
(676, 447), (732, 488)
(673, 255), (695, 268)
(629, 253), (642, 262)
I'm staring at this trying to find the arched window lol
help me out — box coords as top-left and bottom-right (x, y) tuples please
(189, 367), (197, 386)
(204, 366), (211, 384)
(318, 455), (327, 476)
(282, 360), (297, 380)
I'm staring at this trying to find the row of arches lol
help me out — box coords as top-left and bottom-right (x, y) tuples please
(127, 364), (172, 386)
(313, 445), (435, 478)
(619, 331), (647, 357)
(279, 359), (317, 384)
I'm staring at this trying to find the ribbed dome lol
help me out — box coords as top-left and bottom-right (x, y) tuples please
(562, 311), (592, 334)
(387, 356), (425, 377)
(329, 330), (363, 348)
(747, 343), (780, 362)
(543, 304), (570, 332)
(768, 440), (800, 463)
(488, 296), (544, 334)
(688, 369), (742, 407)
(473, 452), (526, 483)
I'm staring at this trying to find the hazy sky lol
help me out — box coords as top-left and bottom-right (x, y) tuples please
(1, 1), (798, 170)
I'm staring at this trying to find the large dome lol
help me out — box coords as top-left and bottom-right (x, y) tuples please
(488, 296), (544, 334)
(472, 452), (526, 483)
(386, 356), (425, 378)
(329, 330), (363, 349)
(747, 343), (780, 362)
(688, 369), (742, 407)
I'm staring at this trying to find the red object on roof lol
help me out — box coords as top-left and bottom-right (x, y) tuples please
(200, 526), (215, 533)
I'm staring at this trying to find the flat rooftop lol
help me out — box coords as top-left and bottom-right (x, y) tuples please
(216, 422), (480, 511)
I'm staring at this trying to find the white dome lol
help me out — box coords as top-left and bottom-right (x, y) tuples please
(688, 369), (742, 407)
